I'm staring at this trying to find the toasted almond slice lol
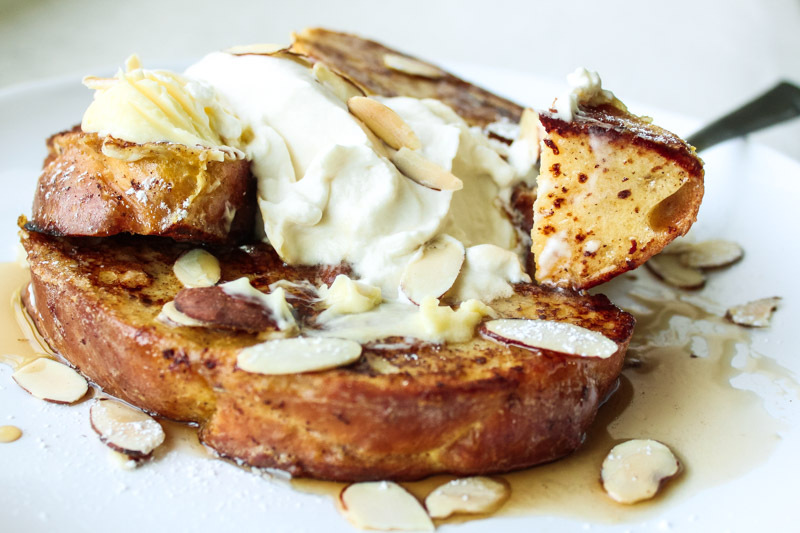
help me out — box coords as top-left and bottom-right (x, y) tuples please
(725, 296), (781, 327)
(340, 481), (434, 531)
(12, 358), (88, 404)
(313, 62), (364, 102)
(237, 337), (362, 375)
(173, 249), (221, 288)
(401, 235), (465, 305)
(481, 318), (617, 359)
(659, 239), (697, 255)
(391, 147), (463, 191)
(382, 53), (444, 79)
(425, 477), (510, 519)
(347, 96), (421, 151)
(159, 301), (208, 327)
(645, 254), (706, 289)
(90, 399), (165, 458)
(508, 108), (541, 176)
(601, 439), (680, 504)
(679, 240), (743, 269)
(224, 43), (288, 55)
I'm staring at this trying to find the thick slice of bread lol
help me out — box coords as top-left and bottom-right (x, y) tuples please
(21, 227), (634, 481)
(534, 105), (703, 289)
(28, 129), (255, 244)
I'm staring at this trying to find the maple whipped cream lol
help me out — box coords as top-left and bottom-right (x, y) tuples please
(81, 55), (242, 161)
(187, 52), (531, 301)
(552, 67), (624, 122)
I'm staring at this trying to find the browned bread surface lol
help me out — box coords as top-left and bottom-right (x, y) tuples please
(29, 130), (255, 244)
(291, 27), (523, 128)
(533, 105), (704, 289)
(21, 228), (634, 481)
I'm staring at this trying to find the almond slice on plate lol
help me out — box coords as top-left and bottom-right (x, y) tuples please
(425, 477), (510, 519)
(347, 96), (421, 151)
(173, 249), (221, 288)
(224, 43), (288, 55)
(90, 398), (165, 458)
(340, 481), (434, 531)
(237, 337), (362, 375)
(313, 62), (364, 102)
(480, 318), (618, 359)
(645, 254), (706, 289)
(725, 296), (781, 327)
(12, 358), (88, 404)
(400, 234), (466, 305)
(391, 147), (463, 191)
(382, 53), (444, 79)
(679, 240), (743, 269)
(601, 439), (680, 504)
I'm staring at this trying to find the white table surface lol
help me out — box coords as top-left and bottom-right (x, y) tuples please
(1, 0), (799, 160)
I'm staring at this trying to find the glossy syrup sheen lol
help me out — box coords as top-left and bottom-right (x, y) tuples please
(2, 262), (796, 525)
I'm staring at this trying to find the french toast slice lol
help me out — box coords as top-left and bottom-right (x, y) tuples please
(21, 227), (634, 481)
(533, 106), (704, 289)
(290, 29), (704, 290)
(28, 129), (255, 244)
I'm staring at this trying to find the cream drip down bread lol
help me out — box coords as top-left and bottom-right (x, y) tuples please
(19, 28), (702, 480)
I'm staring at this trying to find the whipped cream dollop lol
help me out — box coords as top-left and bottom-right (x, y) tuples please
(82, 55), (242, 161)
(552, 67), (624, 122)
(187, 52), (531, 301)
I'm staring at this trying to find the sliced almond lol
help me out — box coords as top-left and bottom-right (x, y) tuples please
(425, 477), (510, 519)
(237, 337), (362, 375)
(391, 147), (463, 191)
(679, 240), (743, 269)
(601, 439), (680, 504)
(12, 358), (88, 404)
(224, 43), (289, 55)
(645, 254), (706, 289)
(400, 235), (466, 305)
(159, 301), (208, 327)
(173, 249), (221, 288)
(508, 108), (541, 176)
(347, 96), (421, 151)
(725, 297), (781, 327)
(340, 481), (434, 531)
(481, 318), (618, 359)
(312, 62), (364, 102)
(90, 398), (165, 458)
(382, 53), (444, 79)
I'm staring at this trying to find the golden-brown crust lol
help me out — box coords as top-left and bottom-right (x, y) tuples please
(533, 105), (704, 289)
(21, 228), (633, 481)
(29, 130), (255, 244)
(290, 28), (523, 128)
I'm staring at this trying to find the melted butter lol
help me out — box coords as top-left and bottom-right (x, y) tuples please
(0, 425), (22, 443)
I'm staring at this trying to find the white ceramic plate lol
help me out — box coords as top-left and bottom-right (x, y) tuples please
(1, 64), (798, 533)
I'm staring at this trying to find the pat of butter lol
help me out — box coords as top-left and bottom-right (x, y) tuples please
(81, 55), (242, 161)
(321, 275), (382, 315)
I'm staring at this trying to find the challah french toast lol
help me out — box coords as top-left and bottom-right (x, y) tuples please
(19, 28), (703, 481)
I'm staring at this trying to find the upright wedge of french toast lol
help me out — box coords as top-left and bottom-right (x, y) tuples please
(28, 129), (255, 244)
(21, 227), (633, 481)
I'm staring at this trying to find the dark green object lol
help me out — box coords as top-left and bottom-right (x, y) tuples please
(687, 81), (800, 152)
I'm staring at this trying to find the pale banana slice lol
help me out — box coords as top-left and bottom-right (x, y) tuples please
(400, 235), (465, 305)
(391, 147), (463, 191)
(726, 297), (781, 327)
(382, 53), (444, 79)
(173, 249), (221, 288)
(348, 96), (421, 150)
(12, 358), (88, 404)
(601, 439), (680, 504)
(237, 337), (362, 375)
(90, 399), (165, 458)
(645, 254), (706, 289)
(425, 477), (510, 519)
(340, 481), (434, 531)
(481, 318), (617, 359)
